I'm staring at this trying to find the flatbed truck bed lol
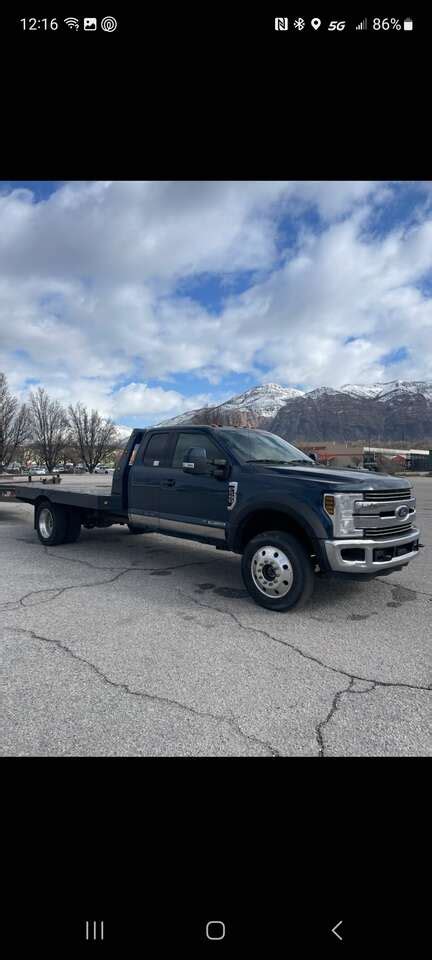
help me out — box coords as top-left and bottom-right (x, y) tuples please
(0, 479), (126, 523)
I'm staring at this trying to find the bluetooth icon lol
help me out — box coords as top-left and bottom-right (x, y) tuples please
(294, 18), (305, 30)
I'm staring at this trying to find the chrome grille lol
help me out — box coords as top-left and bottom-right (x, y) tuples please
(363, 489), (411, 501)
(364, 522), (413, 540)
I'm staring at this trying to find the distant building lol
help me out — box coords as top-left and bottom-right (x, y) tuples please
(363, 447), (432, 471)
(302, 443), (432, 471)
(302, 444), (364, 468)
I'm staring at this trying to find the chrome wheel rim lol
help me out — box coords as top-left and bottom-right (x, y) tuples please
(251, 545), (294, 598)
(39, 507), (54, 539)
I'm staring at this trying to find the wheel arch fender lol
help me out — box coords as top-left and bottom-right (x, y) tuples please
(229, 498), (326, 555)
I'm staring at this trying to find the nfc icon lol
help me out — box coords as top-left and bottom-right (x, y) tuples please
(85, 921), (104, 941)
(274, 18), (288, 31)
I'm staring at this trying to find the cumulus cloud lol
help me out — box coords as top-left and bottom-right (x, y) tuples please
(111, 383), (212, 419)
(0, 180), (431, 424)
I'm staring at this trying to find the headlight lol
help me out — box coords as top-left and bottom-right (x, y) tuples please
(323, 493), (363, 537)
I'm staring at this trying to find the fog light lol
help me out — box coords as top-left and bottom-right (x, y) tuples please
(341, 548), (365, 561)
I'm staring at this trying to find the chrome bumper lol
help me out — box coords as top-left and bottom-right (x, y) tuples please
(324, 528), (420, 574)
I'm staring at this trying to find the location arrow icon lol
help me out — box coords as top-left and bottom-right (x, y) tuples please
(311, 18), (321, 30)
(331, 921), (343, 941)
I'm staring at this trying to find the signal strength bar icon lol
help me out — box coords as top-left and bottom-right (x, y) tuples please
(356, 18), (367, 30)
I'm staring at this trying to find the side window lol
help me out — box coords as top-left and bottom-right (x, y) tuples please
(128, 433), (143, 466)
(172, 433), (223, 469)
(142, 433), (171, 467)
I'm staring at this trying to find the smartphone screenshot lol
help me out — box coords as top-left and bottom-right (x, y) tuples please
(1, 9), (429, 956)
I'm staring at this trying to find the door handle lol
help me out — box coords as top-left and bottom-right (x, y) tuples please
(161, 479), (176, 487)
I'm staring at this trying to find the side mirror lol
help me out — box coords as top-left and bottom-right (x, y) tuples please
(182, 447), (209, 474)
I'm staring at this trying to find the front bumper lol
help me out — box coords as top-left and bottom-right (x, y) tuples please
(323, 528), (420, 574)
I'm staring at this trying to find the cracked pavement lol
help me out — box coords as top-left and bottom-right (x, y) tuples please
(1, 477), (431, 756)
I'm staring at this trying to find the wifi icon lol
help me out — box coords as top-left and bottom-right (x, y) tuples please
(64, 17), (80, 30)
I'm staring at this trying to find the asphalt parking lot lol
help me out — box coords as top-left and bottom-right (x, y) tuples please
(1, 477), (431, 756)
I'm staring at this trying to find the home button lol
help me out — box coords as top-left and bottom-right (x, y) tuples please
(206, 921), (226, 941)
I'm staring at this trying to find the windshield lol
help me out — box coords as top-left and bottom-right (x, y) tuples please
(220, 429), (315, 465)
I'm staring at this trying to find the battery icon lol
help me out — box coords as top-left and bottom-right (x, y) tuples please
(403, 18), (413, 30)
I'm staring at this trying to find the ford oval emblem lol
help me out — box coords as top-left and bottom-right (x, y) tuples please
(396, 504), (409, 520)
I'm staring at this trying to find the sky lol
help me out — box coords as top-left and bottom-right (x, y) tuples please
(0, 180), (431, 428)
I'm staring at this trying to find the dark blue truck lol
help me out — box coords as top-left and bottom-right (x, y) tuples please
(4, 426), (420, 611)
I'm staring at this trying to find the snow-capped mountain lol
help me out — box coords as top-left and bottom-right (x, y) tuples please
(341, 380), (432, 401)
(156, 378), (432, 442)
(155, 408), (203, 427)
(305, 387), (344, 400)
(158, 384), (304, 428)
(220, 383), (304, 416)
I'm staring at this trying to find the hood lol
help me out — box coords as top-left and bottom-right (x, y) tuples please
(251, 463), (411, 490)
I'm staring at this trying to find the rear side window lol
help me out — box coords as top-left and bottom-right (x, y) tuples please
(142, 433), (171, 467)
(172, 432), (223, 469)
(128, 432), (144, 466)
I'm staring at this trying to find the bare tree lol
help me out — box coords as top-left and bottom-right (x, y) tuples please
(68, 402), (118, 473)
(29, 387), (69, 472)
(60, 435), (81, 469)
(0, 372), (32, 469)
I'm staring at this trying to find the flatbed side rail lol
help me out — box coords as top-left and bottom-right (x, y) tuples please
(0, 474), (61, 483)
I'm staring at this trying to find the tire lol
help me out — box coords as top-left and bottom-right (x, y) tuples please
(63, 510), (82, 544)
(241, 530), (314, 612)
(36, 501), (68, 546)
(127, 524), (146, 535)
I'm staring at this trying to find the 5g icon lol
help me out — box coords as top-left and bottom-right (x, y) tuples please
(274, 18), (288, 31)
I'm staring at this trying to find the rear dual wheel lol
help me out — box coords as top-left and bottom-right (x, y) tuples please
(64, 510), (82, 543)
(36, 502), (81, 545)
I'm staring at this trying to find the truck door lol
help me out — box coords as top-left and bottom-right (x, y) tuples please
(158, 431), (230, 541)
(128, 432), (174, 529)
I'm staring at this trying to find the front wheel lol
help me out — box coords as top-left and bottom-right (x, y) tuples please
(241, 530), (314, 611)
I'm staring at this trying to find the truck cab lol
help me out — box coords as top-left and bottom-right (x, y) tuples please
(112, 425), (420, 610)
